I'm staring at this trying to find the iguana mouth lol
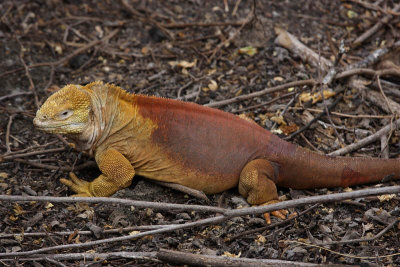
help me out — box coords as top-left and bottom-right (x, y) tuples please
(33, 118), (85, 133)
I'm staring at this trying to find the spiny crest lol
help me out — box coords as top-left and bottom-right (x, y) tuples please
(84, 81), (137, 103)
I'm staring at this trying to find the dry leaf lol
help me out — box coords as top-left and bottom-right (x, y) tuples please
(234, 88), (242, 96)
(208, 80), (218, 91)
(363, 223), (374, 231)
(54, 43), (63, 55)
(141, 46), (150, 55)
(271, 128), (283, 134)
(0, 172), (8, 179)
(129, 230), (141, 236)
(238, 46), (257, 56)
(255, 234), (266, 244)
(270, 115), (287, 126)
(14, 234), (23, 242)
(273, 76), (284, 82)
(377, 194), (396, 202)
(13, 203), (26, 216)
(9, 215), (18, 221)
(299, 89), (336, 104)
(33, 238), (42, 245)
(223, 251), (241, 258)
(168, 59), (197, 68)
(95, 25), (104, 38)
(347, 10), (358, 18)
(280, 122), (299, 135)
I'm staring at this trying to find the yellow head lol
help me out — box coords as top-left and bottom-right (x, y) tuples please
(34, 84), (91, 134)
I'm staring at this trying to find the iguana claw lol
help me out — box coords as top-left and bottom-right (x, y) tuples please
(262, 200), (289, 224)
(60, 172), (93, 197)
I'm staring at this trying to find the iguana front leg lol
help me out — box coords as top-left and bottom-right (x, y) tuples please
(60, 148), (135, 197)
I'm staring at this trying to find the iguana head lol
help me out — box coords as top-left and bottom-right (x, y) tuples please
(34, 84), (91, 134)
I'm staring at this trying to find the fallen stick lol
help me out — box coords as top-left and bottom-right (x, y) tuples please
(156, 249), (350, 267)
(205, 79), (315, 108)
(0, 185), (399, 257)
(352, 3), (400, 47)
(328, 117), (400, 156)
(274, 27), (332, 73)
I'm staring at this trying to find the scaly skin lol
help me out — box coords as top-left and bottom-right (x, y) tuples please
(34, 81), (400, 212)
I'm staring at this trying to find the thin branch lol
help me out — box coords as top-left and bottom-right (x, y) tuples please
(335, 67), (400, 79)
(1, 147), (65, 160)
(0, 92), (33, 102)
(328, 117), (400, 156)
(205, 79), (316, 108)
(226, 203), (320, 242)
(223, 185), (400, 217)
(352, 3), (400, 47)
(0, 194), (225, 214)
(2, 141), (58, 156)
(284, 94), (344, 140)
(0, 215), (226, 257)
(348, 0), (400, 15)
(314, 218), (399, 246)
(203, 66), (400, 110)
(346, 40), (400, 70)
(16, 38), (40, 109)
(5, 114), (15, 153)
(120, 0), (174, 41)
(233, 91), (297, 113)
(376, 75), (394, 114)
(0, 185), (399, 257)
(290, 107), (393, 119)
(161, 21), (245, 28)
(208, 3), (254, 62)
(0, 29), (120, 78)
(157, 249), (345, 267)
(9, 252), (158, 263)
(151, 180), (209, 201)
(0, 224), (173, 239)
(12, 159), (96, 171)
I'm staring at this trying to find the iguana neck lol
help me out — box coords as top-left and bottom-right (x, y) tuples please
(68, 84), (123, 155)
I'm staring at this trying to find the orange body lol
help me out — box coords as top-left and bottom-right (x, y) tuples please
(135, 95), (400, 191)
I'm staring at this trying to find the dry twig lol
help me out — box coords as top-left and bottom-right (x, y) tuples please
(156, 249), (347, 267)
(205, 79), (315, 108)
(0, 185), (399, 257)
(328, 117), (400, 156)
(314, 218), (399, 246)
(274, 27), (332, 73)
(352, 3), (400, 47)
(208, 3), (254, 62)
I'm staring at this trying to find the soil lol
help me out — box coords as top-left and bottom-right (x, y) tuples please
(0, 0), (399, 266)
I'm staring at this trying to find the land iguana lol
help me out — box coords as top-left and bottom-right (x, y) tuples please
(33, 81), (400, 221)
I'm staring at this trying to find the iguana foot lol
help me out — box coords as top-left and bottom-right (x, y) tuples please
(60, 172), (93, 197)
(261, 200), (288, 224)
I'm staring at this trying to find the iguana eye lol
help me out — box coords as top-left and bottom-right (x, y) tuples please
(59, 110), (72, 119)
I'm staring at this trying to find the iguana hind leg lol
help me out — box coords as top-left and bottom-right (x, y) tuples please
(238, 159), (287, 223)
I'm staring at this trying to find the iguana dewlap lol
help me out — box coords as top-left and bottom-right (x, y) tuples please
(34, 81), (400, 207)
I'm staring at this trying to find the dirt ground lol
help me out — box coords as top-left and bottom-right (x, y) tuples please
(1, 0), (400, 266)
